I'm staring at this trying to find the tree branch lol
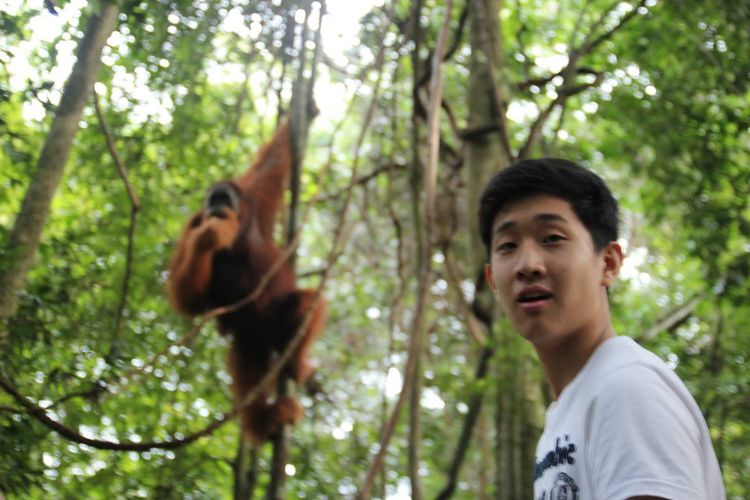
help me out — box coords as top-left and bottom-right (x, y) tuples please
(573, 0), (621, 56)
(270, 1), (320, 493)
(445, 0), (470, 62)
(0, 229), (325, 452)
(0, 1), (119, 335)
(518, 97), (562, 160)
(93, 94), (140, 209)
(357, 1), (453, 496)
(518, 70), (603, 159)
(574, 0), (648, 58)
(436, 345), (493, 500)
(0, 372), (229, 451)
(413, 0), (468, 96)
(513, 0), (532, 81)
(315, 162), (407, 203)
(636, 292), (705, 342)
(514, 0), (649, 158)
(443, 253), (487, 345)
(567, 0), (596, 52)
(516, 67), (599, 92)
(93, 93), (140, 364)
(469, 0), (513, 161)
(543, 100), (569, 155)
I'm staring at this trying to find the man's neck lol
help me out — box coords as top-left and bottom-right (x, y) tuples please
(536, 320), (616, 400)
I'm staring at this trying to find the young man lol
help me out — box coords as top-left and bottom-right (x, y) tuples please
(479, 159), (725, 500)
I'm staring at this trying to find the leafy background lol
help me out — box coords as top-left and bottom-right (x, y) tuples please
(1, 0), (748, 498)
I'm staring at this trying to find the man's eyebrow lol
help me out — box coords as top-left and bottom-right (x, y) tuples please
(535, 213), (568, 224)
(494, 213), (569, 235)
(494, 220), (517, 234)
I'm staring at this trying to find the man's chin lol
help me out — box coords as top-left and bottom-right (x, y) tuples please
(517, 324), (561, 348)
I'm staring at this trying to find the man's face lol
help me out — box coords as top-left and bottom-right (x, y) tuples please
(484, 195), (621, 349)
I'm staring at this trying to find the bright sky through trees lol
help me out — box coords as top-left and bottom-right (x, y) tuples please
(1, 0), (747, 497)
(6, 0), (384, 125)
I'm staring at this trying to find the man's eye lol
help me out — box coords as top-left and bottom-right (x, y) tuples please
(543, 234), (564, 244)
(496, 242), (516, 252)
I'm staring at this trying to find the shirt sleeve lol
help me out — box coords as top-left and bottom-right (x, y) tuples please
(584, 363), (708, 500)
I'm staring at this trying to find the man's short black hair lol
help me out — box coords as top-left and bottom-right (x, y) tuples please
(479, 158), (619, 254)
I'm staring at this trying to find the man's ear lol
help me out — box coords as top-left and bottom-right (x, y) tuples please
(601, 241), (624, 287)
(484, 263), (497, 291)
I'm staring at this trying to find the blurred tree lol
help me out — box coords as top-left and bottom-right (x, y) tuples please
(0, 0), (748, 498)
(0, 1), (119, 335)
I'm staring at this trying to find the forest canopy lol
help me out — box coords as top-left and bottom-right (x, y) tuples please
(1, 0), (748, 498)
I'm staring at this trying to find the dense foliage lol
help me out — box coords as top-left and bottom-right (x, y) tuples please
(1, 0), (748, 498)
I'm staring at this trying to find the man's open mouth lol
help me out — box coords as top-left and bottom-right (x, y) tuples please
(516, 287), (553, 311)
(518, 292), (553, 303)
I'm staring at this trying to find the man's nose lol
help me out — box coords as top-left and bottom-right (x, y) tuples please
(515, 243), (546, 280)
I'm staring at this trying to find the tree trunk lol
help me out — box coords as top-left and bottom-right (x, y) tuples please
(233, 436), (257, 500)
(465, 0), (510, 270)
(435, 346), (493, 500)
(465, 3), (509, 495)
(519, 355), (544, 500)
(463, 1), (545, 497)
(407, 1), (426, 498)
(0, 2), (119, 334)
(493, 345), (514, 500)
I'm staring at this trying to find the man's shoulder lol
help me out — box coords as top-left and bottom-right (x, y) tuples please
(586, 349), (703, 440)
(580, 347), (723, 500)
(580, 336), (668, 386)
(579, 337), (689, 408)
(596, 360), (675, 400)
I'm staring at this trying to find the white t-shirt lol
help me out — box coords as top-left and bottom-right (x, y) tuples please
(533, 336), (725, 500)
